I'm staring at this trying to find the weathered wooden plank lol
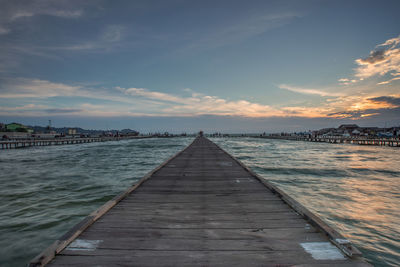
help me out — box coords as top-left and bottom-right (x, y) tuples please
(60, 236), (330, 253)
(120, 196), (281, 203)
(113, 200), (291, 208)
(130, 189), (275, 195)
(139, 181), (261, 187)
(80, 227), (320, 240)
(109, 204), (297, 212)
(48, 251), (370, 267)
(153, 170), (250, 176)
(103, 211), (301, 220)
(91, 222), (307, 230)
(124, 192), (278, 199)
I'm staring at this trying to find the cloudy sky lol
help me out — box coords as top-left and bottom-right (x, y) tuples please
(0, 0), (399, 133)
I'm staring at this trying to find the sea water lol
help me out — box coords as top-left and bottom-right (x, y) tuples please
(0, 137), (398, 266)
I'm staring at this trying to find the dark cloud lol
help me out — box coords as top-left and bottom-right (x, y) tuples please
(44, 108), (82, 113)
(0, 0), (101, 35)
(327, 110), (374, 119)
(358, 49), (386, 64)
(328, 106), (400, 121)
(368, 96), (400, 106)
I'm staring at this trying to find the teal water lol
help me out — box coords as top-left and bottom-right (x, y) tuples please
(0, 137), (399, 266)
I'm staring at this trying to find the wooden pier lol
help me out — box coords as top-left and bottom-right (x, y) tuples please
(260, 135), (400, 147)
(0, 136), (151, 150)
(30, 137), (371, 266)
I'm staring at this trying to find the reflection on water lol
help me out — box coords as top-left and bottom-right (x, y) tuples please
(211, 137), (400, 267)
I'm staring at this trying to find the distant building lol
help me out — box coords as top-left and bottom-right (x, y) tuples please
(68, 128), (77, 135)
(359, 127), (379, 137)
(338, 124), (359, 131)
(342, 131), (351, 137)
(308, 124), (400, 138)
(392, 127), (400, 136)
(377, 132), (393, 138)
(314, 127), (336, 137)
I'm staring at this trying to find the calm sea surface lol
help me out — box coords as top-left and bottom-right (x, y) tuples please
(0, 137), (399, 266)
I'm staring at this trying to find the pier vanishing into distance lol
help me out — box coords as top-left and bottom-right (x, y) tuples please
(30, 137), (371, 266)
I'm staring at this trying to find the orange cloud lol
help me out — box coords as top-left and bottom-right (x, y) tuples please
(1, 77), (399, 120)
(354, 35), (400, 84)
(278, 84), (343, 97)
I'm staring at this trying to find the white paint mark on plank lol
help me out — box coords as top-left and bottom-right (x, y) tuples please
(235, 177), (254, 182)
(300, 242), (346, 260)
(336, 238), (351, 245)
(66, 239), (102, 251)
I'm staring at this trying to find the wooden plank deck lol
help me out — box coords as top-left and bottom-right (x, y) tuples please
(30, 137), (371, 266)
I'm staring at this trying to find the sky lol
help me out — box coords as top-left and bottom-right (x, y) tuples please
(0, 0), (399, 133)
